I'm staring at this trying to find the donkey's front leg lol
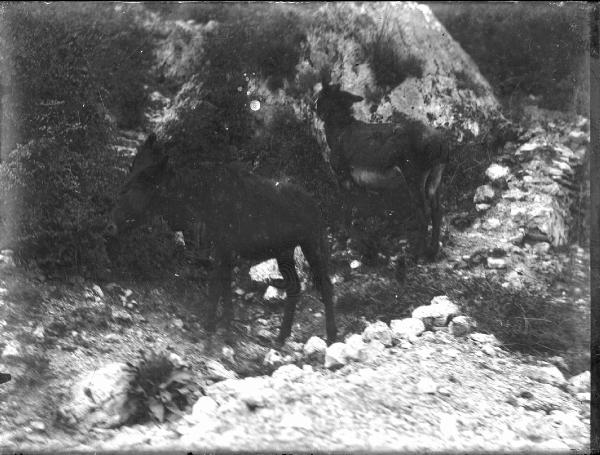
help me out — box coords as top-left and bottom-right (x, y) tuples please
(425, 163), (445, 260)
(206, 250), (233, 333)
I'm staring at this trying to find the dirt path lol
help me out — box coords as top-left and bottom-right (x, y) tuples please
(0, 98), (590, 452)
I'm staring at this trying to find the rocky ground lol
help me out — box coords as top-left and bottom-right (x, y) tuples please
(0, 100), (590, 452)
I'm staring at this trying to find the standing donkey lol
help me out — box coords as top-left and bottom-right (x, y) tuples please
(106, 134), (337, 345)
(315, 82), (450, 259)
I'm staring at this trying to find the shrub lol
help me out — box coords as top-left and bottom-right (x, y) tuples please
(429, 2), (590, 113)
(106, 218), (183, 281)
(127, 350), (197, 424)
(362, 15), (423, 91)
(0, 3), (153, 273)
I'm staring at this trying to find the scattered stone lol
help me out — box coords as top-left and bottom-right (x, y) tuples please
(490, 247), (507, 258)
(525, 364), (566, 387)
(30, 420), (46, 432)
(503, 270), (525, 290)
(263, 286), (286, 301)
(517, 140), (544, 154)
(324, 342), (348, 370)
(272, 364), (304, 382)
(568, 371), (590, 393)
(303, 336), (327, 363)
(362, 321), (393, 347)
(255, 328), (273, 342)
(568, 130), (588, 145)
(263, 349), (284, 368)
(525, 203), (568, 247)
(283, 341), (303, 353)
(547, 355), (569, 371)
(233, 287), (245, 296)
(92, 285), (104, 299)
(103, 333), (121, 343)
(32, 325), (45, 340)
(191, 396), (218, 420)
(533, 242), (551, 256)
(475, 203), (491, 212)
(483, 218), (501, 230)
(485, 163), (511, 182)
(350, 260), (362, 269)
(448, 315), (475, 337)
(398, 339), (413, 349)
(473, 185), (495, 204)
(486, 257), (507, 269)
(344, 334), (367, 361)
(412, 296), (459, 329)
(104, 283), (121, 292)
(469, 333), (501, 346)
(111, 308), (133, 324)
(232, 377), (275, 409)
(205, 360), (238, 381)
(58, 362), (138, 429)
(502, 188), (527, 201)
(416, 377), (438, 394)
(1, 340), (22, 359)
(123, 289), (133, 299)
(0, 250), (15, 267)
(481, 344), (496, 356)
(390, 318), (425, 343)
(172, 318), (184, 329)
(509, 231), (525, 245)
(450, 213), (472, 230)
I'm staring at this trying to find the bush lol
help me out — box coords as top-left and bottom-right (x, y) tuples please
(127, 350), (197, 424)
(429, 2), (590, 113)
(0, 3), (154, 272)
(106, 218), (183, 281)
(362, 15), (423, 91)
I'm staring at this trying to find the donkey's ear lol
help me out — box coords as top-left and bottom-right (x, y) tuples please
(349, 93), (364, 103)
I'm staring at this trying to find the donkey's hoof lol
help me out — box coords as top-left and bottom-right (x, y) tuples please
(425, 247), (440, 262)
(275, 334), (288, 347)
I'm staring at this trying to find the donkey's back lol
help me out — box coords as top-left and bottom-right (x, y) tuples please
(194, 164), (325, 260)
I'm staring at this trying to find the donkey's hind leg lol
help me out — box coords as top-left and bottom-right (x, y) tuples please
(271, 249), (301, 344)
(411, 169), (432, 259)
(206, 249), (233, 333)
(300, 236), (337, 345)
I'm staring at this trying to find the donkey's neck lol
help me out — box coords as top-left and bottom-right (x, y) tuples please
(323, 115), (357, 145)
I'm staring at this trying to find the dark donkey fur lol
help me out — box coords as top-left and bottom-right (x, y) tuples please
(316, 82), (450, 259)
(106, 134), (337, 344)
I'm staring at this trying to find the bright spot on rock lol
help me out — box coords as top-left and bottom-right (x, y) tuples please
(250, 100), (261, 111)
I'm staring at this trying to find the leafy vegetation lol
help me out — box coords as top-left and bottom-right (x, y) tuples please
(0, 3), (154, 273)
(429, 2), (589, 113)
(127, 350), (197, 424)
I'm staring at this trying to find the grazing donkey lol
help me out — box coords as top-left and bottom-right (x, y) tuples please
(316, 82), (450, 259)
(105, 134), (337, 345)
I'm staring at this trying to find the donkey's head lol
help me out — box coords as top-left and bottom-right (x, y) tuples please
(315, 82), (364, 123)
(105, 134), (171, 237)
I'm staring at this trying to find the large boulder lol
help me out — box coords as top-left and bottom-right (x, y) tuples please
(58, 362), (139, 429)
(245, 2), (507, 167)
